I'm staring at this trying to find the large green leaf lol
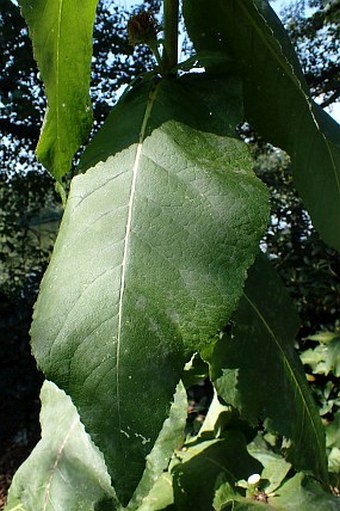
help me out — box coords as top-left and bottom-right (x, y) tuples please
(4, 380), (118, 511)
(183, 0), (340, 250)
(19, 0), (98, 181)
(30, 74), (269, 504)
(208, 255), (328, 482)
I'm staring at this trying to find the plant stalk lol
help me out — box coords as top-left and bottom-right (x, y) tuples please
(163, 0), (179, 73)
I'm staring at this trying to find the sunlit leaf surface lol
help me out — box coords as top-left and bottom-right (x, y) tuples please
(30, 75), (269, 503)
(19, 0), (98, 180)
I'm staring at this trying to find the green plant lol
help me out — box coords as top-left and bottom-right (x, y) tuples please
(5, 0), (340, 510)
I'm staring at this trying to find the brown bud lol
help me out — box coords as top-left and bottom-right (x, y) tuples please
(127, 11), (158, 47)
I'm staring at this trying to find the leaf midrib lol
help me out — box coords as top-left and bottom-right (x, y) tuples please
(56, 0), (63, 169)
(116, 81), (160, 429)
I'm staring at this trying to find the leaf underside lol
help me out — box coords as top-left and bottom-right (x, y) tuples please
(30, 74), (269, 504)
(5, 381), (117, 511)
(209, 255), (328, 482)
(19, 0), (98, 180)
(183, 0), (340, 250)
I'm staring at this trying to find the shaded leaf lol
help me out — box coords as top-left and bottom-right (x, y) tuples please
(269, 473), (340, 510)
(5, 381), (118, 511)
(19, 0), (98, 180)
(214, 481), (277, 511)
(183, 0), (340, 250)
(208, 255), (328, 482)
(30, 74), (269, 504)
(172, 431), (262, 511)
(198, 390), (233, 439)
(248, 434), (292, 494)
(182, 353), (209, 388)
(214, 474), (340, 510)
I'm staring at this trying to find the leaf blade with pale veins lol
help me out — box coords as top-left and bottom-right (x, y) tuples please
(4, 381), (118, 511)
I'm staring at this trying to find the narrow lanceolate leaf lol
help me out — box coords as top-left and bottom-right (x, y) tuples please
(183, 0), (340, 250)
(19, 0), (98, 181)
(5, 381), (118, 511)
(30, 74), (269, 504)
(209, 255), (328, 482)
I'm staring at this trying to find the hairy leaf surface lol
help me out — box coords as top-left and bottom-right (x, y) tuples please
(4, 381), (118, 511)
(209, 255), (328, 482)
(183, 0), (340, 250)
(30, 75), (269, 504)
(19, 0), (98, 180)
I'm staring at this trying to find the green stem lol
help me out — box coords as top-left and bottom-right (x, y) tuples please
(150, 42), (164, 71)
(163, 0), (179, 73)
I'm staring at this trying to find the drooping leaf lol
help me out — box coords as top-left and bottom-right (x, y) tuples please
(136, 473), (175, 511)
(18, 0), (98, 181)
(30, 74), (269, 504)
(5, 380), (118, 511)
(198, 390), (233, 439)
(183, 0), (340, 250)
(208, 255), (328, 482)
(127, 381), (187, 510)
(171, 431), (262, 511)
(248, 434), (292, 494)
